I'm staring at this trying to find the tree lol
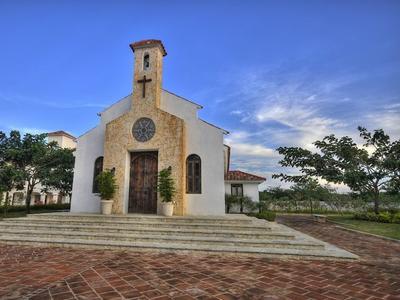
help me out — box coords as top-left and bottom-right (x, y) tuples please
(289, 179), (330, 214)
(0, 131), (25, 216)
(0, 165), (24, 216)
(273, 127), (400, 214)
(42, 147), (75, 201)
(0, 130), (75, 213)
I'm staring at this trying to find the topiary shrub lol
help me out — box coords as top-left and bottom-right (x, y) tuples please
(96, 170), (117, 200)
(157, 167), (176, 203)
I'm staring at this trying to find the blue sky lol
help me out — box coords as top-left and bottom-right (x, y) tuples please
(1, 0), (399, 189)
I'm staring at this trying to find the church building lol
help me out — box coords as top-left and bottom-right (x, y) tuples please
(71, 40), (265, 216)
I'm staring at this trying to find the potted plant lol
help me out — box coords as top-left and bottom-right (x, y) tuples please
(96, 170), (117, 215)
(157, 166), (176, 216)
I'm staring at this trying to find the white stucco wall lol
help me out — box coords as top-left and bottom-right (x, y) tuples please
(70, 95), (131, 213)
(224, 182), (262, 213)
(161, 90), (226, 216)
(224, 182), (261, 202)
(71, 91), (226, 215)
(48, 135), (77, 149)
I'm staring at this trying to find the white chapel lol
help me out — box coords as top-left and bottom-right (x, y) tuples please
(71, 40), (265, 216)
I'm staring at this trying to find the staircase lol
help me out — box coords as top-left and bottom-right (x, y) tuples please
(0, 213), (357, 260)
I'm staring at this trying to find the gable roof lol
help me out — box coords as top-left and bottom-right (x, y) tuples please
(163, 89), (203, 109)
(129, 39), (167, 56)
(225, 170), (266, 182)
(200, 119), (229, 135)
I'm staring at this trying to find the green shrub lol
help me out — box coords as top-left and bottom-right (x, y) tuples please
(225, 195), (256, 213)
(377, 211), (392, 223)
(96, 170), (117, 200)
(225, 194), (238, 213)
(353, 211), (400, 224)
(248, 211), (276, 222)
(392, 212), (400, 223)
(0, 203), (70, 213)
(157, 167), (176, 203)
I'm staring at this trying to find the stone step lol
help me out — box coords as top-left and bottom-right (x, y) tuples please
(0, 222), (293, 240)
(0, 229), (322, 250)
(27, 213), (256, 225)
(0, 235), (358, 260)
(4, 218), (272, 232)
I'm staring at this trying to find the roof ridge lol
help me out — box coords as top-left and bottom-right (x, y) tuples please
(226, 170), (266, 181)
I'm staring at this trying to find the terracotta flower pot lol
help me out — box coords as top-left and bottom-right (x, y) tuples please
(101, 200), (113, 215)
(162, 202), (174, 216)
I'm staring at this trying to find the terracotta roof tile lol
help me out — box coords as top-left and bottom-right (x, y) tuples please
(129, 39), (167, 56)
(225, 170), (266, 182)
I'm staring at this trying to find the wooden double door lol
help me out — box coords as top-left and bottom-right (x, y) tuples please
(128, 151), (158, 214)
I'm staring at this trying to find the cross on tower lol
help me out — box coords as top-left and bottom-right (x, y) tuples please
(137, 75), (152, 98)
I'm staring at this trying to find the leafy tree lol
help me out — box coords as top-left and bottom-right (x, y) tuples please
(0, 165), (24, 216)
(157, 167), (176, 203)
(96, 170), (117, 200)
(0, 130), (75, 213)
(0, 132), (25, 216)
(273, 127), (400, 214)
(42, 147), (75, 201)
(289, 179), (331, 213)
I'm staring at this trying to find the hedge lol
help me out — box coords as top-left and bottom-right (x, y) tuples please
(248, 211), (277, 222)
(0, 203), (70, 214)
(353, 211), (400, 224)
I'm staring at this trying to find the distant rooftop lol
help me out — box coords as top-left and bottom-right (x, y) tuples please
(225, 170), (266, 182)
(47, 130), (76, 141)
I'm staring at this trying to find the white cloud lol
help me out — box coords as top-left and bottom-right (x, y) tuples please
(225, 130), (277, 158)
(229, 142), (276, 158)
(216, 64), (399, 189)
(364, 102), (400, 139)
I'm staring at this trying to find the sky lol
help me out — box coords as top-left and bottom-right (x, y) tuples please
(1, 0), (399, 190)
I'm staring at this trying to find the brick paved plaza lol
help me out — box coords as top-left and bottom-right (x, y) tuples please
(0, 215), (399, 300)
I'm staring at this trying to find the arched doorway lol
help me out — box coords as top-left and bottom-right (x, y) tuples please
(128, 151), (158, 214)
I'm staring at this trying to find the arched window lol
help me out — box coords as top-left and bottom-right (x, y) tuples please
(143, 53), (150, 70)
(186, 154), (201, 194)
(92, 156), (104, 193)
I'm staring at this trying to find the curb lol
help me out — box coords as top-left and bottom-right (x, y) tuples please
(329, 220), (400, 244)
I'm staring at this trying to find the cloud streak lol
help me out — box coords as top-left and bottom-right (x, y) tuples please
(217, 63), (400, 190)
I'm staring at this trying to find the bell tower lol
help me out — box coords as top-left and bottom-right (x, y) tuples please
(129, 40), (167, 109)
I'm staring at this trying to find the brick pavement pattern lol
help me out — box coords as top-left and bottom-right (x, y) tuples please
(0, 215), (398, 300)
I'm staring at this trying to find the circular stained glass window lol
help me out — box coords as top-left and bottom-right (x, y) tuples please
(132, 117), (156, 142)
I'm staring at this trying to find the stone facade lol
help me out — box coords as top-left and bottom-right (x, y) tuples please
(103, 41), (186, 215)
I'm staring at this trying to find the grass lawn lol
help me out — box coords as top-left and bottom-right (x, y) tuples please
(328, 215), (400, 240)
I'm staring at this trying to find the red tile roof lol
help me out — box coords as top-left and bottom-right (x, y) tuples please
(225, 170), (266, 182)
(47, 131), (76, 141)
(129, 39), (167, 56)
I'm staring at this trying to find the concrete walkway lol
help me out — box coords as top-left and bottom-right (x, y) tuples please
(0, 215), (398, 299)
